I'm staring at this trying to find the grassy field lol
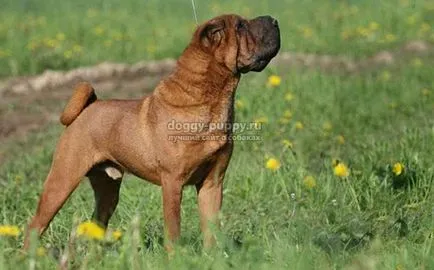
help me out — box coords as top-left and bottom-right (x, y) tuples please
(1, 0), (434, 269)
(0, 0), (434, 77)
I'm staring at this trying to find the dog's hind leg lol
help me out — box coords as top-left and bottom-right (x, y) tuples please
(24, 132), (98, 248)
(87, 163), (123, 228)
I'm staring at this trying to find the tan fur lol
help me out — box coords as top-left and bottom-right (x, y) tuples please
(24, 14), (280, 252)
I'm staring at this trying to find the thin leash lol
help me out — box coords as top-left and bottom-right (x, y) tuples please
(190, 0), (199, 25)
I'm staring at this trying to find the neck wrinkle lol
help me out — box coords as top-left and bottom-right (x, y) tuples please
(156, 45), (240, 107)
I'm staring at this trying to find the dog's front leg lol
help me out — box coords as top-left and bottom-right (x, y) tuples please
(196, 144), (233, 249)
(161, 175), (183, 252)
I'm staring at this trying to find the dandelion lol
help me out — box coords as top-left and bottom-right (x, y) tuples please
(411, 58), (423, 68)
(422, 88), (431, 96)
(254, 116), (268, 124)
(112, 230), (122, 241)
(0, 225), (20, 237)
(337, 135), (345, 144)
(385, 34), (397, 42)
(235, 99), (245, 110)
(322, 121), (333, 132)
(283, 110), (292, 119)
(43, 38), (58, 48)
(301, 26), (314, 39)
(406, 15), (418, 25)
(267, 75), (281, 87)
(295, 121), (304, 130)
(56, 33), (65, 41)
(282, 139), (293, 149)
(63, 50), (73, 59)
(146, 44), (157, 54)
(266, 158), (281, 171)
(284, 92), (294, 101)
(279, 117), (290, 124)
(388, 102), (398, 109)
(356, 27), (370, 38)
(72, 44), (83, 53)
(333, 162), (350, 177)
(369, 22), (379, 31)
(303, 175), (317, 189)
(392, 162), (404, 176)
(93, 25), (105, 36)
(37, 247), (47, 256)
(380, 70), (391, 81)
(76, 221), (105, 240)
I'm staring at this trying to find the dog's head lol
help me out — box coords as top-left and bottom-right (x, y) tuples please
(192, 14), (281, 74)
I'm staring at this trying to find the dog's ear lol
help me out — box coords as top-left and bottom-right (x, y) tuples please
(198, 19), (225, 49)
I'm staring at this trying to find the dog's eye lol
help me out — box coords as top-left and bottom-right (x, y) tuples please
(236, 21), (246, 31)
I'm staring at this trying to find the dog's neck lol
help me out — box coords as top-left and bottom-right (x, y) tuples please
(152, 46), (240, 125)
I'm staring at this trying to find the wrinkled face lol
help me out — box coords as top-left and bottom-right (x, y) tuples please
(194, 14), (281, 74)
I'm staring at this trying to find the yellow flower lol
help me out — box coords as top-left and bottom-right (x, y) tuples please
(422, 88), (431, 96)
(43, 38), (58, 48)
(356, 27), (370, 38)
(369, 22), (379, 31)
(334, 162), (350, 177)
(301, 26), (314, 39)
(282, 139), (293, 149)
(411, 58), (423, 68)
(56, 33), (65, 41)
(76, 221), (105, 240)
(279, 117), (290, 124)
(303, 175), (317, 189)
(72, 44), (83, 53)
(392, 162), (404, 176)
(63, 50), (73, 59)
(406, 15), (418, 25)
(93, 25), (105, 36)
(337, 135), (345, 144)
(235, 99), (245, 110)
(380, 70), (391, 81)
(295, 121), (304, 130)
(419, 23), (431, 33)
(0, 225), (20, 237)
(283, 110), (292, 119)
(385, 34), (397, 42)
(284, 92), (294, 101)
(254, 116), (268, 124)
(267, 75), (282, 87)
(112, 230), (122, 241)
(266, 158), (281, 171)
(37, 247), (47, 256)
(323, 122), (333, 132)
(388, 102), (398, 109)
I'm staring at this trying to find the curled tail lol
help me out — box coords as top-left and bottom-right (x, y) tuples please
(60, 82), (97, 126)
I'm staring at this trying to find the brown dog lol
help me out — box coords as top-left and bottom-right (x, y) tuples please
(24, 14), (280, 250)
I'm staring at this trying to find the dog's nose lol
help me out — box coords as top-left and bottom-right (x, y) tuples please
(262, 15), (278, 27)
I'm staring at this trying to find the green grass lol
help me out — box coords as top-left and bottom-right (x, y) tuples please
(1, 0), (434, 269)
(0, 0), (434, 77)
(1, 59), (433, 269)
